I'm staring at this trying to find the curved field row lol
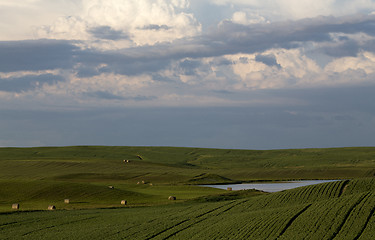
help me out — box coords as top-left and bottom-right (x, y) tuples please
(343, 178), (375, 195)
(236, 180), (348, 212)
(2, 178), (375, 239)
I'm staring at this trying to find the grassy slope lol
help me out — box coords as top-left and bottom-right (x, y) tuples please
(1, 146), (375, 181)
(0, 146), (375, 211)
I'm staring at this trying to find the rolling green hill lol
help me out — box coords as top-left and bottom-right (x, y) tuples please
(0, 146), (375, 239)
(1, 178), (375, 239)
(1, 146), (375, 182)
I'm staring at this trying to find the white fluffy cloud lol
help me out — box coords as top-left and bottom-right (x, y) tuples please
(325, 51), (375, 74)
(36, 0), (201, 47)
(179, 48), (375, 91)
(231, 11), (269, 25)
(0, 1), (79, 40)
(0, 0), (41, 8)
(211, 0), (375, 21)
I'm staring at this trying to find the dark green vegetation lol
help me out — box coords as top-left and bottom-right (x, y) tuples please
(1, 146), (375, 239)
(2, 178), (375, 239)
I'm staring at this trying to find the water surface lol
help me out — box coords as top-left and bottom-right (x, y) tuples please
(203, 180), (339, 193)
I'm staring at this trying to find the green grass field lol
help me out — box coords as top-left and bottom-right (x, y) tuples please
(1, 146), (375, 239)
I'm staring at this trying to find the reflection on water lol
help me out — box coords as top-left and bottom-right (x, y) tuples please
(202, 180), (340, 193)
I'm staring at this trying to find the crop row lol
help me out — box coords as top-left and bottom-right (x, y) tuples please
(2, 179), (375, 239)
(343, 178), (375, 195)
(169, 192), (375, 239)
(235, 180), (347, 212)
(278, 192), (374, 239)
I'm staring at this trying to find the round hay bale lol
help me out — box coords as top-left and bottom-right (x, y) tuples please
(64, 199), (70, 204)
(12, 203), (19, 210)
(149, 183), (153, 186)
(108, 186), (114, 189)
(227, 187), (233, 191)
(141, 180), (145, 184)
(168, 196), (176, 200)
(48, 205), (56, 210)
(121, 200), (127, 205)
(137, 182), (140, 185)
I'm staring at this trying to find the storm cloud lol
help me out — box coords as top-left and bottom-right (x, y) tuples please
(0, 40), (78, 72)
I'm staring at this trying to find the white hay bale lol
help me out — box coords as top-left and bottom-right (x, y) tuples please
(121, 200), (127, 205)
(108, 186), (114, 189)
(168, 196), (176, 200)
(12, 203), (19, 210)
(141, 180), (145, 184)
(64, 199), (70, 204)
(48, 205), (56, 210)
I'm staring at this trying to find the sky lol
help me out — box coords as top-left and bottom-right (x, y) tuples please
(1, 0), (375, 149)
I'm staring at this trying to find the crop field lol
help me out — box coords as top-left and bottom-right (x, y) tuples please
(1, 179), (375, 239)
(1, 146), (375, 239)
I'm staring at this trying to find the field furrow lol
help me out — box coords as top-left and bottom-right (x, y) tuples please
(276, 203), (312, 239)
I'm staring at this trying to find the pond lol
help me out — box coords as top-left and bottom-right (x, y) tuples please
(202, 180), (340, 193)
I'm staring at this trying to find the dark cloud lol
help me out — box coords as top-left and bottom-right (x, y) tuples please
(0, 40), (78, 72)
(151, 74), (174, 82)
(0, 74), (64, 92)
(318, 17), (375, 36)
(90, 14), (375, 70)
(139, 24), (171, 30)
(131, 95), (157, 101)
(114, 58), (172, 76)
(85, 91), (157, 102)
(319, 40), (361, 58)
(255, 54), (281, 68)
(168, 15), (373, 61)
(75, 66), (99, 78)
(86, 91), (125, 100)
(209, 57), (232, 66)
(359, 39), (375, 53)
(212, 89), (234, 94)
(88, 26), (129, 40)
(74, 49), (173, 76)
(75, 62), (112, 78)
(179, 59), (201, 75)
